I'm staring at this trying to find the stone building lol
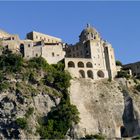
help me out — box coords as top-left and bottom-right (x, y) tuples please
(22, 31), (65, 64)
(0, 24), (117, 80)
(0, 30), (65, 64)
(123, 61), (140, 77)
(65, 24), (117, 79)
(0, 29), (20, 53)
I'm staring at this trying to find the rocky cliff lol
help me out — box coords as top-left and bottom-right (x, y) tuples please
(69, 78), (140, 138)
(0, 51), (140, 139)
(1, 74), (140, 139)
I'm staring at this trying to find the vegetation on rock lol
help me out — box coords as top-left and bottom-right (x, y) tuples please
(136, 84), (140, 92)
(37, 92), (80, 139)
(0, 50), (79, 139)
(116, 60), (122, 66)
(0, 51), (23, 72)
(116, 70), (130, 79)
(16, 118), (28, 129)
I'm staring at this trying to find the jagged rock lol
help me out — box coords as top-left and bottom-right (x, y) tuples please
(0, 89), (59, 139)
(0, 76), (140, 139)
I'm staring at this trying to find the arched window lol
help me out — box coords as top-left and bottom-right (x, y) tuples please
(68, 61), (75, 68)
(97, 70), (104, 78)
(78, 61), (84, 68)
(86, 62), (93, 68)
(87, 70), (93, 79)
(79, 70), (85, 78)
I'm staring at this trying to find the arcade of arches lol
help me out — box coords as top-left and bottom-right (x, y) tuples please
(67, 60), (105, 79)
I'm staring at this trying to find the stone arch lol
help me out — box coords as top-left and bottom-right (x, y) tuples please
(68, 61), (75, 68)
(97, 70), (104, 78)
(79, 70), (85, 78)
(86, 62), (93, 68)
(78, 61), (84, 68)
(87, 70), (93, 79)
(20, 44), (24, 57)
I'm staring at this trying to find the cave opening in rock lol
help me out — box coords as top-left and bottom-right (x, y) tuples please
(120, 126), (128, 138)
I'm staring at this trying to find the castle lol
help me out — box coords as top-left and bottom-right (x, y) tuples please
(0, 24), (117, 80)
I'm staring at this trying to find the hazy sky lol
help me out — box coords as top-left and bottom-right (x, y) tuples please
(0, 1), (140, 64)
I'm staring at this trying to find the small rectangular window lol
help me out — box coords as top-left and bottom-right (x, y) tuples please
(72, 47), (75, 51)
(52, 52), (55, 57)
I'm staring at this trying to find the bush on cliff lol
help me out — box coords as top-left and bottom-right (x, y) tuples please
(0, 81), (9, 92)
(116, 70), (130, 79)
(16, 117), (28, 129)
(116, 60), (122, 66)
(43, 67), (71, 92)
(0, 52), (23, 72)
(136, 84), (140, 92)
(28, 56), (49, 70)
(37, 93), (80, 139)
(0, 52), (79, 139)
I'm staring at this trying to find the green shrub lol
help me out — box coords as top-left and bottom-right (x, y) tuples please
(16, 117), (28, 129)
(136, 85), (140, 92)
(108, 77), (112, 82)
(22, 71), (30, 81)
(28, 57), (49, 70)
(52, 62), (65, 71)
(116, 70), (130, 79)
(25, 107), (34, 118)
(29, 72), (36, 83)
(133, 135), (140, 139)
(37, 93), (80, 139)
(0, 53), (23, 72)
(53, 71), (71, 91)
(0, 81), (9, 92)
(0, 72), (4, 82)
(133, 78), (138, 84)
(116, 60), (122, 66)
(44, 70), (71, 92)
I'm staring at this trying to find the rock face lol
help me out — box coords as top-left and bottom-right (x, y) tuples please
(0, 91), (59, 139)
(0, 76), (140, 139)
(69, 78), (140, 138)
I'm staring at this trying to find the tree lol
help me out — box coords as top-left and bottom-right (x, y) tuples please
(116, 60), (122, 66)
